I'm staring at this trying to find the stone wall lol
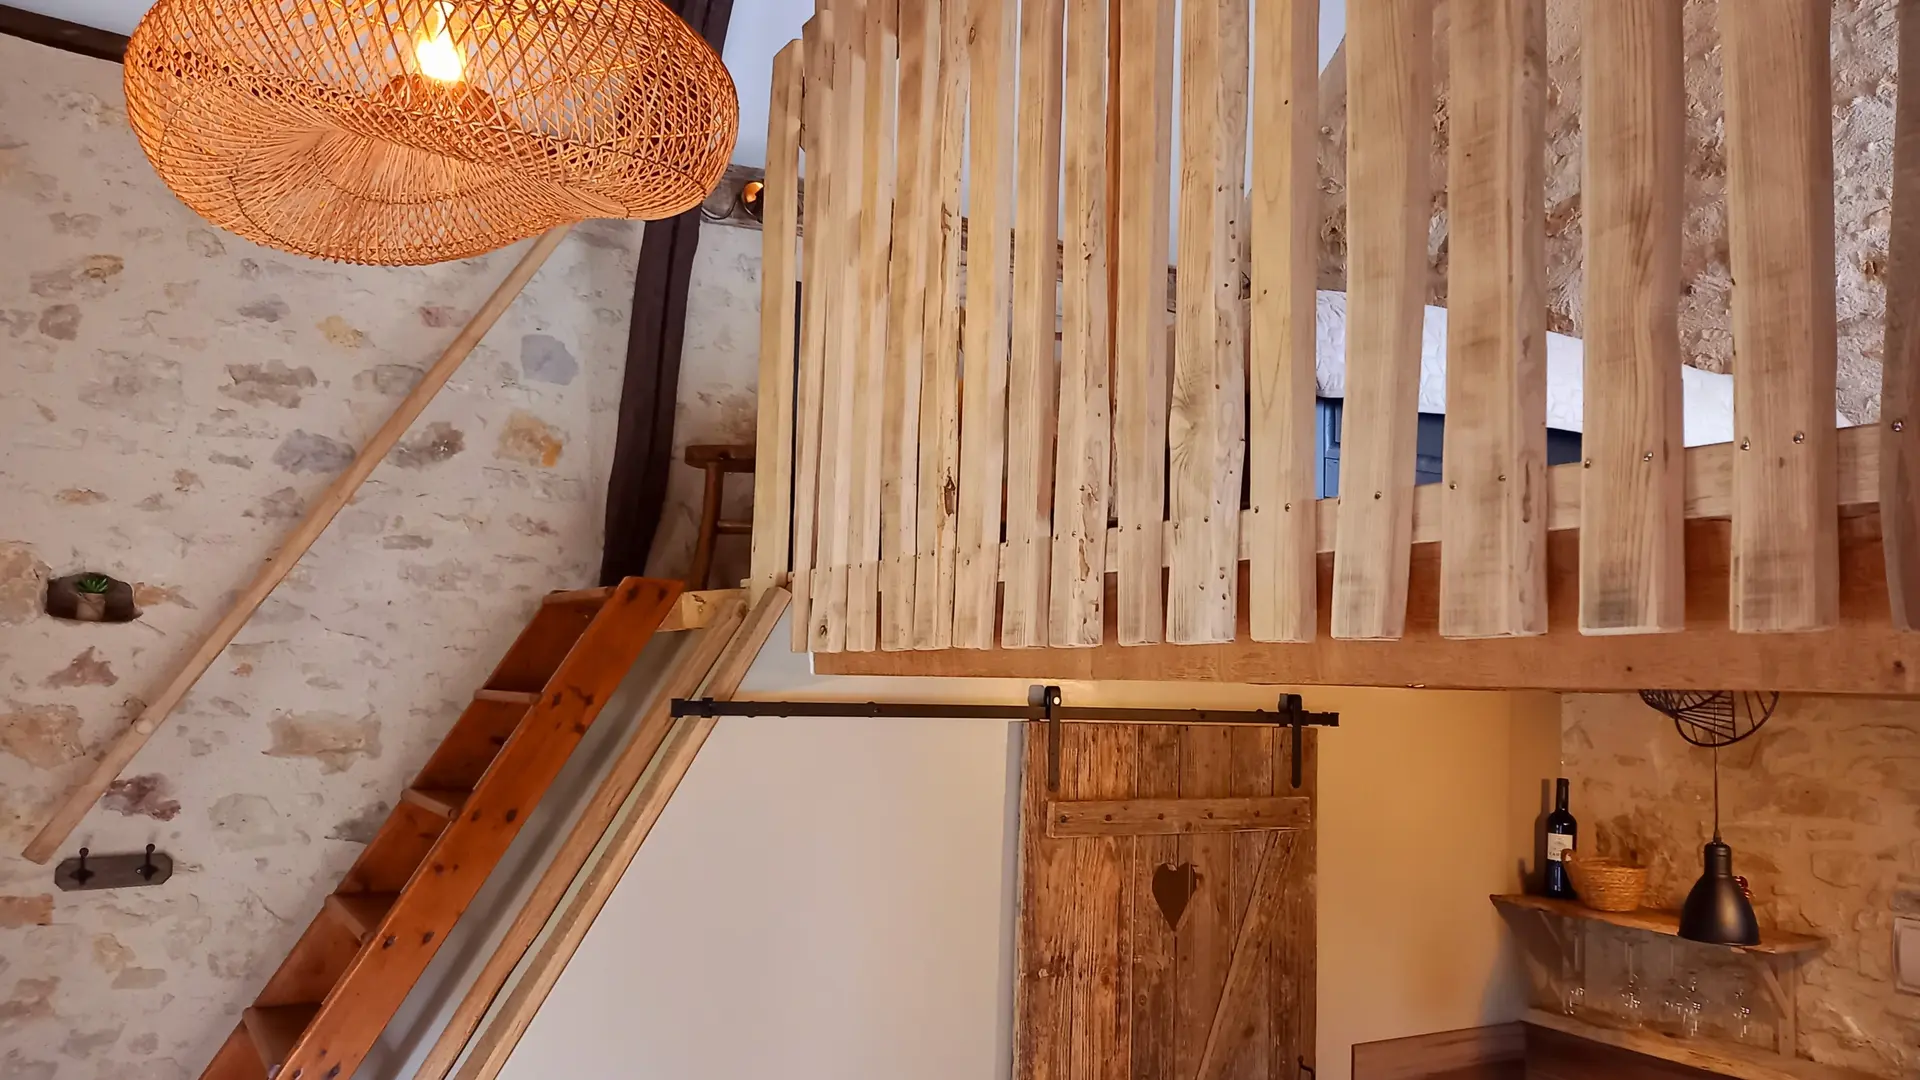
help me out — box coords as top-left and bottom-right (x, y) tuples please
(0, 35), (647, 1079)
(1315, 0), (1896, 422)
(1559, 694), (1920, 1078)
(638, 223), (764, 589)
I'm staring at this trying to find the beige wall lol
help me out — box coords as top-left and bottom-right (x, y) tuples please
(1559, 694), (1920, 1079)
(485, 628), (1561, 1080)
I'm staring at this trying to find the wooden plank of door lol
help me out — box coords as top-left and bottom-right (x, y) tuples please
(1046, 795), (1310, 837)
(1331, 0), (1434, 640)
(1175, 724), (1235, 1078)
(844, 0), (898, 652)
(1885, 0), (1920, 631)
(1224, 726), (1275, 1080)
(1195, 832), (1297, 1080)
(1723, 0), (1839, 633)
(751, 38), (805, 600)
(1579, 0), (1686, 635)
(1067, 724), (1133, 1080)
(1114, 0), (1177, 645)
(809, 0), (866, 652)
(1131, 723), (1181, 1080)
(1168, 0), (1250, 645)
(1270, 726), (1315, 1076)
(1015, 720), (1077, 1080)
(880, 0), (939, 650)
(911, 0), (969, 651)
(789, 12), (834, 651)
(1440, 0), (1548, 640)
(1003, 0), (1067, 649)
(1247, 0), (1320, 644)
(951, 0), (1018, 649)
(1049, 0), (1114, 649)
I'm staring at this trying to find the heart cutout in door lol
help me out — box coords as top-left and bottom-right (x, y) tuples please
(1152, 862), (1199, 930)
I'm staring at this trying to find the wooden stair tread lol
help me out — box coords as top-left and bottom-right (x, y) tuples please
(401, 787), (471, 818)
(242, 1003), (320, 1073)
(472, 689), (542, 706)
(323, 892), (399, 943)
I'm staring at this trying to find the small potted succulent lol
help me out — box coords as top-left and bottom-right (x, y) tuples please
(46, 571), (139, 623)
(72, 573), (113, 621)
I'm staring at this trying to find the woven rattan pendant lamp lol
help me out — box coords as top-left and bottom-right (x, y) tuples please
(123, 0), (738, 265)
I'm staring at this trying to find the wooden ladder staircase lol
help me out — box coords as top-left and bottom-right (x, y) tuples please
(198, 577), (682, 1080)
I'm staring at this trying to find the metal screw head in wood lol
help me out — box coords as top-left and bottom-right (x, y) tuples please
(122, 0), (739, 265)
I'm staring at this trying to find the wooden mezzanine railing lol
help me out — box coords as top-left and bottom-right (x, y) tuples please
(744, 0), (1920, 693)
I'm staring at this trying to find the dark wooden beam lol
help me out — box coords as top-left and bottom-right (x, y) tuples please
(0, 4), (127, 62)
(599, 0), (738, 585)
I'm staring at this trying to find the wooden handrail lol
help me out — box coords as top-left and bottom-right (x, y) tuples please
(21, 227), (573, 864)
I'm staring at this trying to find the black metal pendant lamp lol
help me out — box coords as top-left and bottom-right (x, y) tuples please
(1639, 690), (1776, 947)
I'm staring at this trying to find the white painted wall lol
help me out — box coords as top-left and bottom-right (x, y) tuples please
(494, 625), (1025, 1080)
(462, 618), (1556, 1080)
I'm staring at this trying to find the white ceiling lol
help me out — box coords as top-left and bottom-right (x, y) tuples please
(16, 0), (1345, 170)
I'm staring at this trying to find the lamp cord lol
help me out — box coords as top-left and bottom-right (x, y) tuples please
(1711, 744), (1722, 843)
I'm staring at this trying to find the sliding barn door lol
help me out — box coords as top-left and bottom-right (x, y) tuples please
(1014, 722), (1317, 1080)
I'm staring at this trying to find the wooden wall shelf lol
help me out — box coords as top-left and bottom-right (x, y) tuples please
(1523, 1010), (1880, 1080)
(1490, 894), (1827, 956)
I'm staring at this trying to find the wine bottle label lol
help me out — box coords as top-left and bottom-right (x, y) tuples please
(1546, 834), (1573, 863)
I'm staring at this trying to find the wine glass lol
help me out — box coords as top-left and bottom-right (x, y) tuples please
(1731, 970), (1757, 1046)
(1617, 940), (1645, 1028)
(1679, 973), (1704, 1039)
(1561, 924), (1588, 1016)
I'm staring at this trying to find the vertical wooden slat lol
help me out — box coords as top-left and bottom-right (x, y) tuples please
(807, 0), (867, 652)
(1003, 0), (1068, 649)
(1439, 0), (1547, 639)
(790, 12), (836, 651)
(1246, 0), (1319, 644)
(880, 0), (940, 650)
(1114, 0), (1178, 646)
(1168, 0), (1250, 645)
(844, 0), (899, 652)
(1723, 0), (1838, 633)
(1883, 0), (1920, 630)
(911, 0), (969, 651)
(751, 38), (806, 601)
(1330, 0), (1434, 641)
(1049, 0), (1114, 649)
(1579, 0), (1685, 635)
(952, 0), (1019, 649)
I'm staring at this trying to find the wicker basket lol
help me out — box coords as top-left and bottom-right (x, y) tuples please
(1564, 851), (1648, 913)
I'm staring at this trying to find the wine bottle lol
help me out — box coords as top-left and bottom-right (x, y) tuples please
(1544, 777), (1578, 899)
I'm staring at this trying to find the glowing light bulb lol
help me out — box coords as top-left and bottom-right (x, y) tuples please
(414, 1), (464, 84)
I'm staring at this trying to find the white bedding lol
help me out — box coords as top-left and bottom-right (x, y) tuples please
(1309, 291), (1847, 448)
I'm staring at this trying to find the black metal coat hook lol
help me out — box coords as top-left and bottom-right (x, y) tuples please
(56, 845), (173, 891)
